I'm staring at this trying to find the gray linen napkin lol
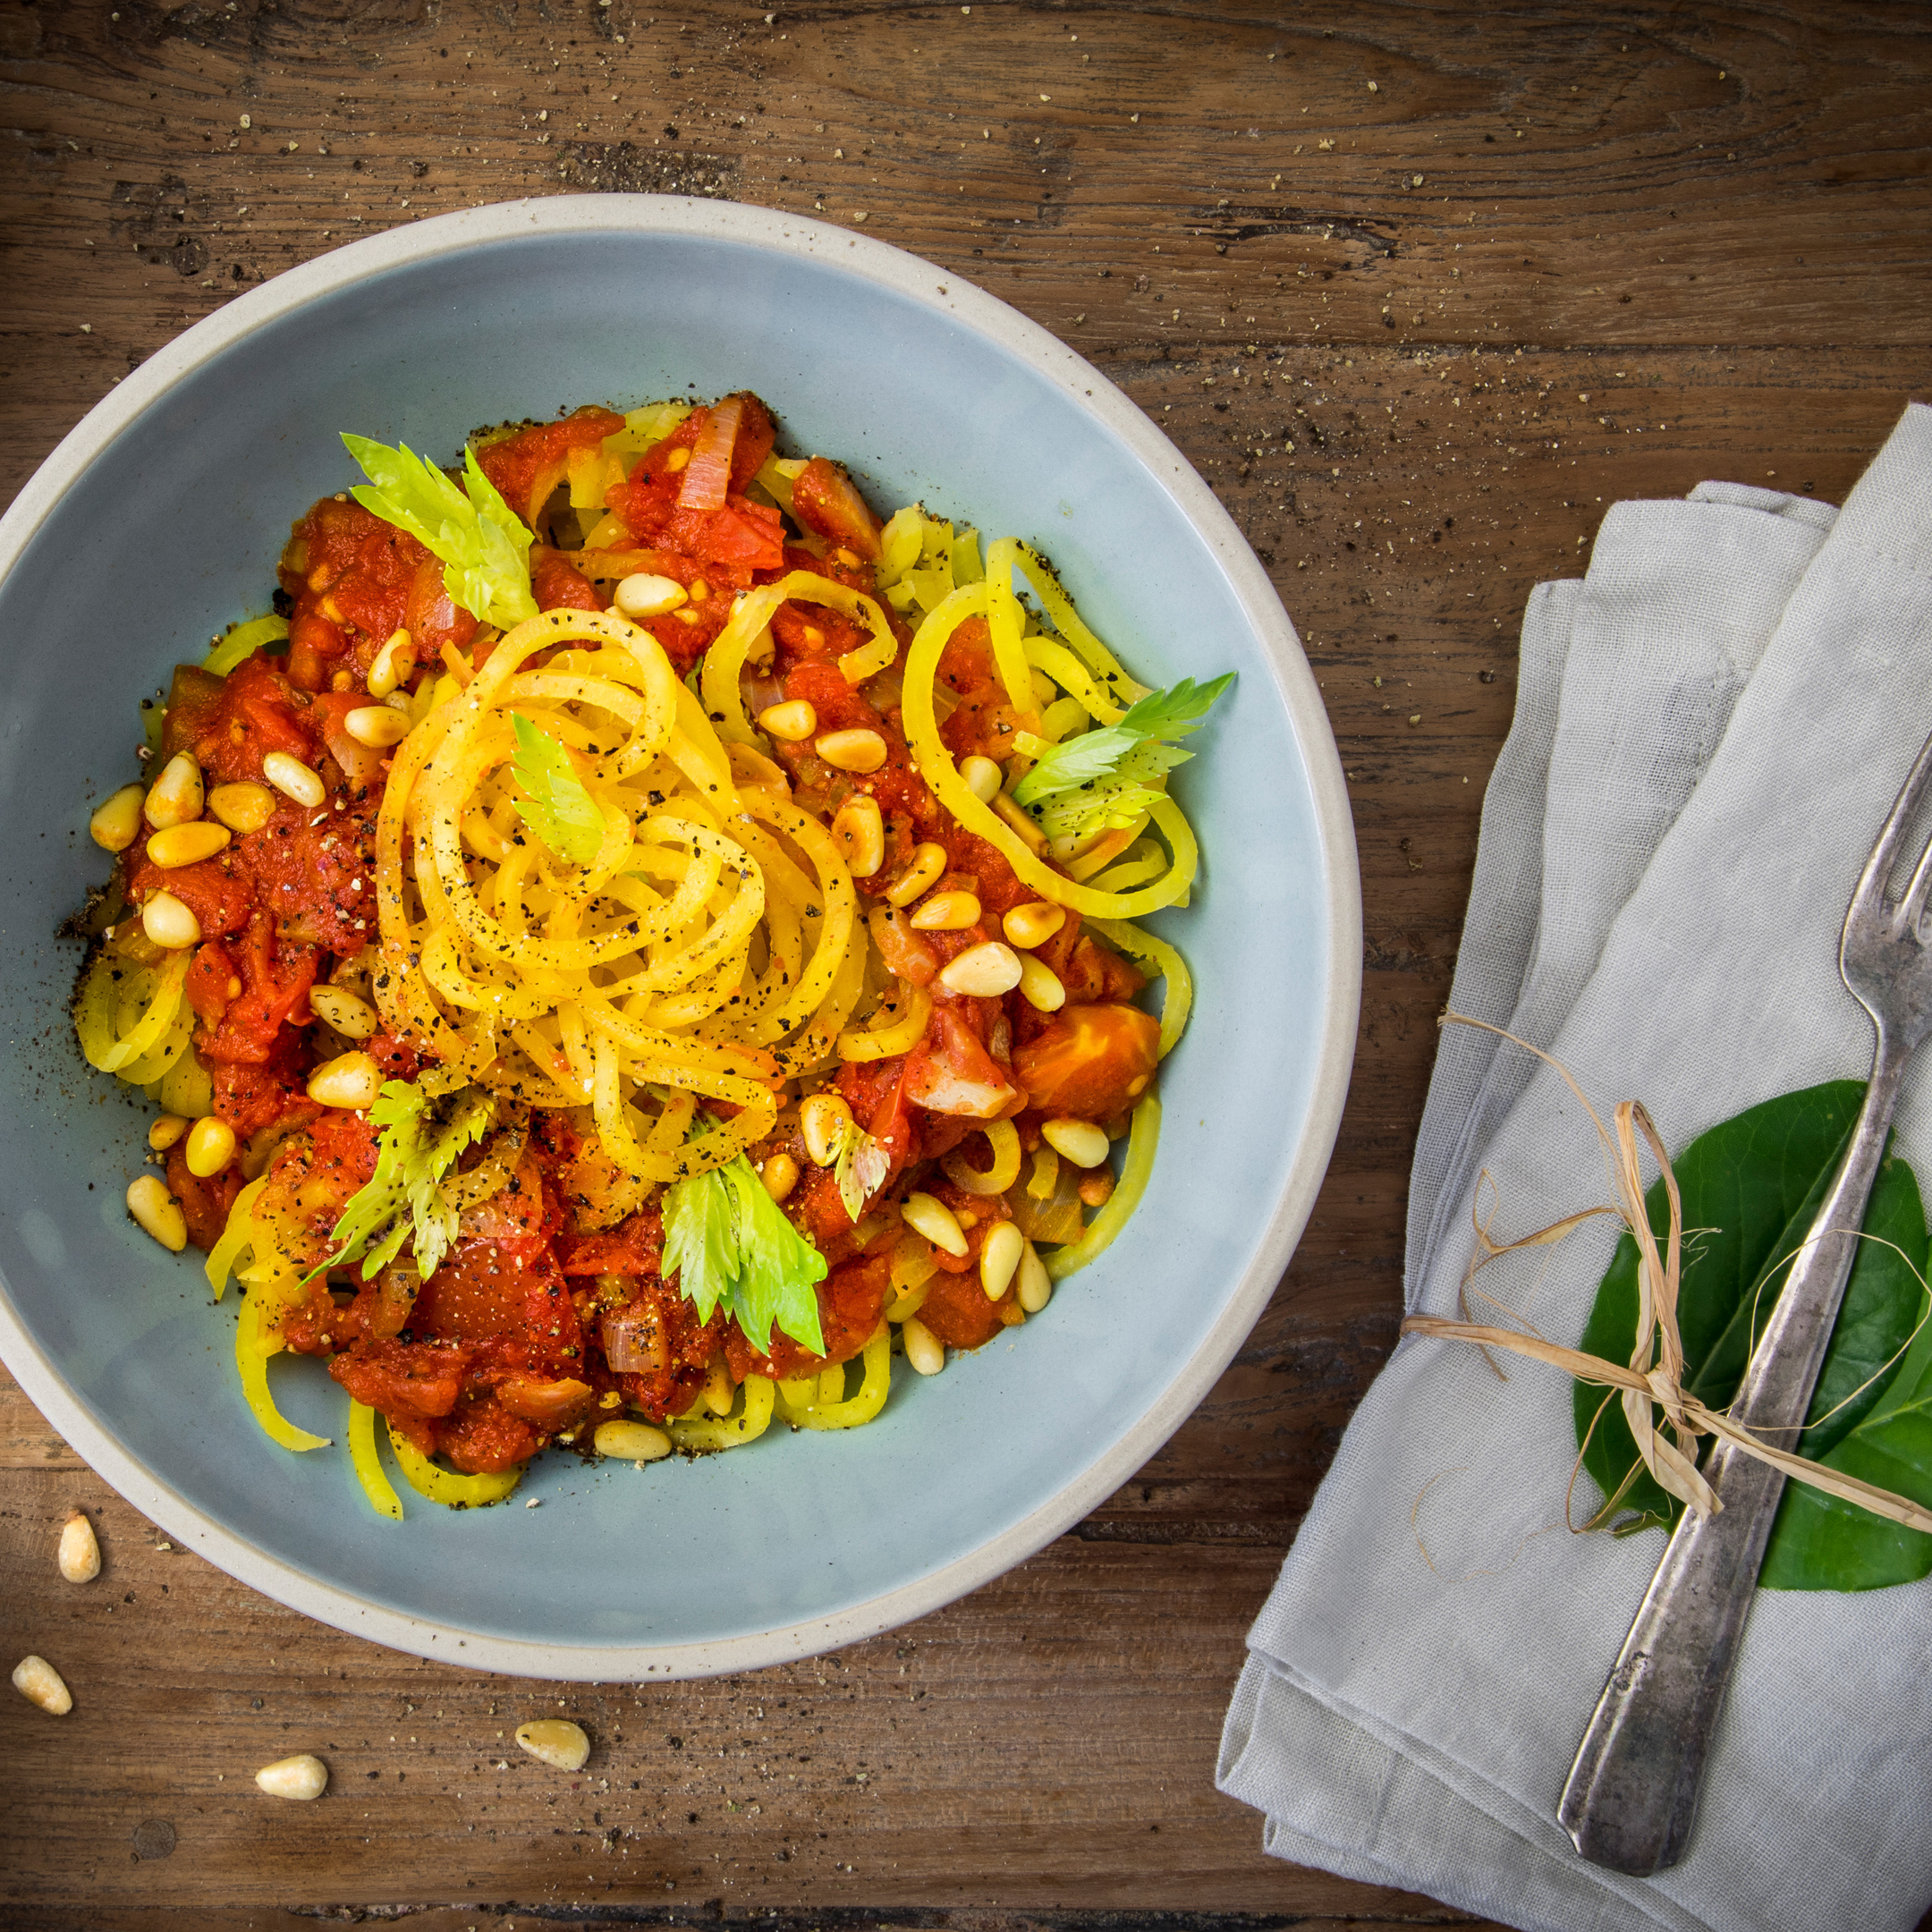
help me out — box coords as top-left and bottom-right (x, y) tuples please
(1220, 405), (1932, 1932)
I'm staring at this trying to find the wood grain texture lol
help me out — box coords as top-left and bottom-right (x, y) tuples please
(1, 0), (1928, 1924)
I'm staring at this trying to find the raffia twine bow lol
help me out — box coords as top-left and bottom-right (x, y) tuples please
(1400, 1015), (1932, 1536)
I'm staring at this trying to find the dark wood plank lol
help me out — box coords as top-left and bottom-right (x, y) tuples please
(0, 1469), (1496, 1921)
(2, 0), (1929, 1922)
(3, 0), (1931, 505)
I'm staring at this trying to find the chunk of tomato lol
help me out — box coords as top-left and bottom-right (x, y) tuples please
(403, 554), (481, 663)
(913, 1254), (1014, 1352)
(530, 545), (599, 613)
(328, 1337), (469, 1419)
(162, 655), (318, 786)
(790, 456), (883, 562)
(1012, 1003), (1160, 1121)
(198, 912), (318, 1066)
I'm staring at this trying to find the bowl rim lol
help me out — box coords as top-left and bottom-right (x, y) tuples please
(0, 193), (1361, 1680)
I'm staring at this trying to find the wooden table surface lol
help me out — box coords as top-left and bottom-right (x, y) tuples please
(3, 3), (1928, 1927)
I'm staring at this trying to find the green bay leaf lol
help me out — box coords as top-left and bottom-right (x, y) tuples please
(1573, 1079), (1930, 1589)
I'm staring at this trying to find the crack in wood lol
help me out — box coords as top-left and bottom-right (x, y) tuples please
(1070, 1519), (1287, 1546)
(1189, 206), (1401, 259)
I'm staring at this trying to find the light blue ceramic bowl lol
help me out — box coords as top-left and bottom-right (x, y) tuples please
(0, 198), (1359, 1678)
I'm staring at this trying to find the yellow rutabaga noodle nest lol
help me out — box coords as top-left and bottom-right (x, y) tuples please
(366, 561), (1208, 1233)
(371, 606), (868, 1222)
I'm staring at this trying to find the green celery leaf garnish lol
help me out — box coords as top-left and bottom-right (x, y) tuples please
(834, 1123), (889, 1225)
(341, 433), (539, 631)
(1012, 673), (1233, 843)
(311, 1080), (496, 1285)
(664, 1155), (828, 1357)
(510, 712), (606, 868)
(661, 1151), (740, 1326)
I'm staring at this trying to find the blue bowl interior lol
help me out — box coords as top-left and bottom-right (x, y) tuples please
(0, 225), (1335, 1655)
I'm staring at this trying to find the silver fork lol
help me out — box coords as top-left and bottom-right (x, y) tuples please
(1557, 723), (1932, 1877)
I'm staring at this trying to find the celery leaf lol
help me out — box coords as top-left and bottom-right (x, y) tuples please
(311, 1080), (496, 1285)
(511, 712), (606, 868)
(341, 433), (539, 631)
(664, 1155), (828, 1357)
(1012, 673), (1233, 843)
(834, 1123), (889, 1224)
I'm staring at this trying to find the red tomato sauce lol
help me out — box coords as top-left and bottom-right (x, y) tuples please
(106, 390), (1166, 1480)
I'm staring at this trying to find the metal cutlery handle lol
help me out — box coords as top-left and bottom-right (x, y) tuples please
(1558, 1036), (1912, 1875)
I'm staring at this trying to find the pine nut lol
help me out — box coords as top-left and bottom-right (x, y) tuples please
(515, 1719), (591, 1771)
(760, 1151), (800, 1203)
(184, 1115), (237, 1179)
(815, 727), (887, 774)
(758, 699), (817, 741)
(703, 1357), (733, 1415)
(593, 1419), (673, 1462)
(307, 1050), (382, 1110)
(801, 1092), (853, 1167)
(261, 751), (326, 808)
(664, 446), (691, 472)
(902, 1191), (968, 1257)
(126, 1175), (187, 1252)
(143, 752), (204, 829)
(366, 627), (414, 699)
(614, 572), (689, 620)
(1079, 1168), (1117, 1208)
(992, 791), (1046, 852)
(938, 941), (1023, 998)
(1016, 1239), (1052, 1313)
(12, 1656), (72, 1716)
(255, 1753), (328, 1800)
(146, 821), (232, 869)
(148, 1114), (190, 1152)
(308, 985), (379, 1040)
(885, 842), (948, 907)
(979, 1220), (1024, 1301)
(58, 1512), (100, 1584)
(208, 781), (276, 835)
(1002, 900), (1066, 950)
(1042, 1117), (1110, 1169)
(910, 890), (981, 931)
(89, 784), (147, 853)
(831, 792), (885, 877)
(344, 705), (411, 749)
(1018, 955), (1066, 1013)
(960, 754), (1004, 802)
(140, 890), (202, 951)
(902, 1318), (945, 1377)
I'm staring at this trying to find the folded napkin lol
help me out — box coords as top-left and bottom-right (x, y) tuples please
(1219, 404), (1932, 1932)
